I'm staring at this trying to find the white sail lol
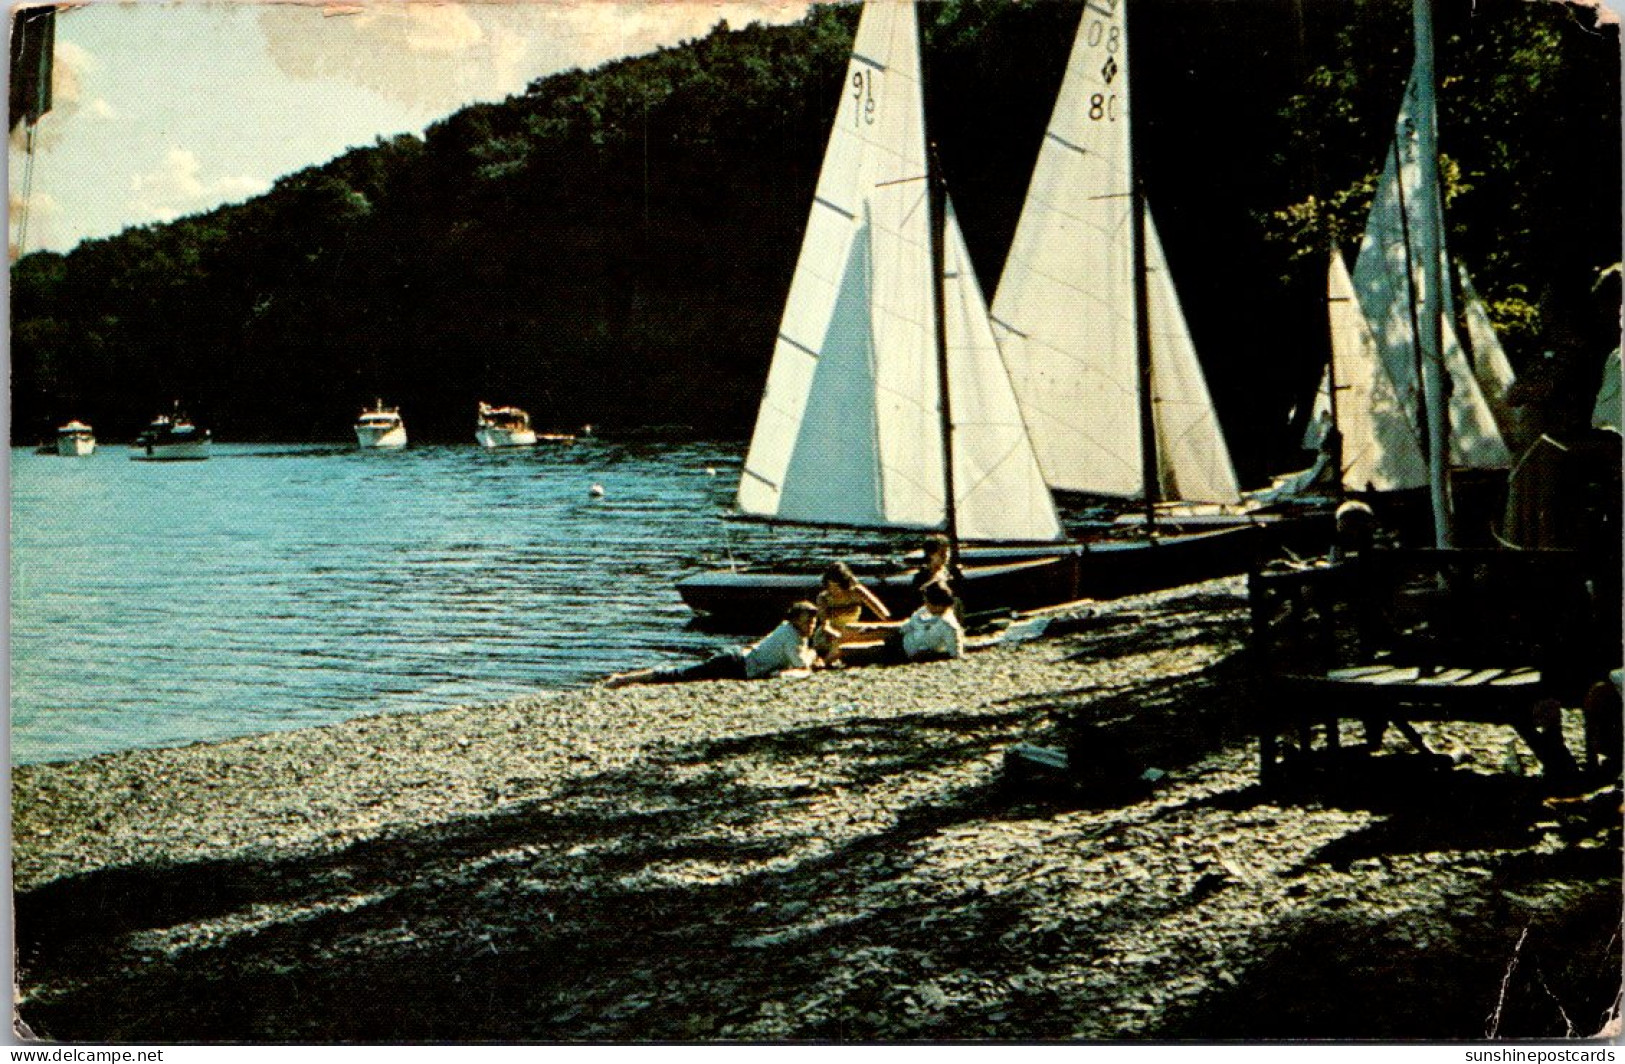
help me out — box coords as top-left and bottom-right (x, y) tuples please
(736, 0), (1060, 541)
(1325, 249), (1430, 491)
(1144, 215), (1242, 503)
(990, 0), (1239, 503)
(1455, 263), (1526, 452)
(942, 198), (1065, 541)
(1350, 69), (1511, 476)
(737, 0), (931, 529)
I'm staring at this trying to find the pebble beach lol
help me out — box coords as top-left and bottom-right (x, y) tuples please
(12, 576), (1621, 1042)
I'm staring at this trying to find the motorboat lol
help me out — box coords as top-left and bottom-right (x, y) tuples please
(475, 402), (540, 448)
(55, 420), (95, 457)
(355, 400), (407, 449)
(132, 408), (210, 461)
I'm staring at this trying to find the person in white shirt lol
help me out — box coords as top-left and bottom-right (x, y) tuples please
(605, 601), (819, 686)
(898, 581), (964, 661)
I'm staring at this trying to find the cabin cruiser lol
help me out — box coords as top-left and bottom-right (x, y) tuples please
(354, 400), (407, 449)
(475, 402), (540, 448)
(55, 420), (95, 456)
(132, 409), (210, 461)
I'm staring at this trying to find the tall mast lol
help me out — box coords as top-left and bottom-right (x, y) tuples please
(928, 141), (960, 564)
(1411, 0), (1454, 547)
(1391, 136), (1432, 466)
(921, 3), (959, 563)
(1125, 0), (1160, 528)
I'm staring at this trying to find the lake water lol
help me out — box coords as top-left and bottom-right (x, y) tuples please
(9, 441), (918, 766)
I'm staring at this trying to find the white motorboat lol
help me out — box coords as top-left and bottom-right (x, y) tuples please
(475, 402), (540, 448)
(132, 408), (210, 461)
(355, 400), (407, 449)
(55, 420), (95, 456)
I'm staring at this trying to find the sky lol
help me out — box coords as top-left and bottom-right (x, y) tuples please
(8, 0), (1621, 257)
(7, 0), (813, 255)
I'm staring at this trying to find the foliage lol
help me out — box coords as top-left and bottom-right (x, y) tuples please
(9, 0), (1619, 480)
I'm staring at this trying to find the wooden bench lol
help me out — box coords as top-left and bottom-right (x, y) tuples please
(1248, 548), (1608, 787)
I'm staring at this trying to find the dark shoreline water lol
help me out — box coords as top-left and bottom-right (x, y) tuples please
(9, 440), (922, 767)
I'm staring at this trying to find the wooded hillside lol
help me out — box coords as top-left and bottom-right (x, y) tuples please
(10, 0), (1620, 480)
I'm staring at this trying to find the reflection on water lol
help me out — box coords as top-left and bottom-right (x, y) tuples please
(10, 442), (915, 765)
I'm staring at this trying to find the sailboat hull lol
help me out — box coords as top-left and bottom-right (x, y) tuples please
(678, 525), (1280, 633)
(678, 556), (1075, 634)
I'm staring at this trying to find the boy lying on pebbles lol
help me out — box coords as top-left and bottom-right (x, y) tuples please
(604, 582), (993, 687)
(605, 601), (821, 687)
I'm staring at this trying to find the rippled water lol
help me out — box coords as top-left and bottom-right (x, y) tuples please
(10, 441), (914, 766)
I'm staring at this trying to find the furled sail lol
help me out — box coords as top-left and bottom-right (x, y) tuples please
(1350, 69), (1511, 477)
(989, 0), (1239, 504)
(736, 0), (1061, 542)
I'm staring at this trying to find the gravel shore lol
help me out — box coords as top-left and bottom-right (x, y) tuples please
(12, 576), (1621, 1042)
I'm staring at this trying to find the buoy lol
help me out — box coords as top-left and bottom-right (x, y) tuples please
(589, 483), (605, 498)
(705, 467), (717, 476)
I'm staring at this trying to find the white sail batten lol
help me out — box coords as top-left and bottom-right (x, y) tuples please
(736, 0), (1060, 541)
(990, 0), (1238, 503)
(1351, 70), (1510, 478)
(942, 199), (1065, 541)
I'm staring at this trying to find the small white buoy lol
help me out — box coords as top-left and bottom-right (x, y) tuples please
(589, 483), (605, 498)
(705, 467), (717, 476)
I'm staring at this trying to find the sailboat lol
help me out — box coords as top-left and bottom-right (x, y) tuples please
(1298, 18), (1513, 524)
(678, 0), (1273, 630)
(981, 0), (1290, 555)
(678, 0), (1083, 630)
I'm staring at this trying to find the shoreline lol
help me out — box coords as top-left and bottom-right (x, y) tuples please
(13, 576), (1621, 1042)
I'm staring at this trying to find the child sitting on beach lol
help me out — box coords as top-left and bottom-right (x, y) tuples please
(813, 561), (892, 662)
(605, 601), (820, 687)
(897, 581), (965, 662)
(843, 581), (965, 667)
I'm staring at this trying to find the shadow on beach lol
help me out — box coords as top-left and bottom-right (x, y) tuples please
(15, 585), (1621, 1042)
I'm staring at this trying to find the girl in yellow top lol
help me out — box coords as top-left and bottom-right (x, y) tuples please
(813, 561), (891, 661)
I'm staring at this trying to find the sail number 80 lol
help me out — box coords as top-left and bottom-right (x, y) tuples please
(1089, 93), (1118, 121)
(1086, 20), (1121, 52)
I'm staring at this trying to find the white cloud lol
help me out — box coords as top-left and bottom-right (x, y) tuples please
(259, 1), (811, 115)
(128, 148), (268, 223)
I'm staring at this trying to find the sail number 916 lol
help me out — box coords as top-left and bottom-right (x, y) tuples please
(852, 70), (877, 125)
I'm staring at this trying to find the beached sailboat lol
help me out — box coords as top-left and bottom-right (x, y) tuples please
(678, 0), (1084, 628)
(1299, 35), (1513, 515)
(984, 0), (1289, 557)
(678, 0), (1273, 629)
(989, 0), (1241, 518)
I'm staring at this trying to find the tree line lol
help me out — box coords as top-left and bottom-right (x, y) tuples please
(10, 0), (1619, 481)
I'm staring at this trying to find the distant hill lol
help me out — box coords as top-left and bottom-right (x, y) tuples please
(11, 0), (1619, 482)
